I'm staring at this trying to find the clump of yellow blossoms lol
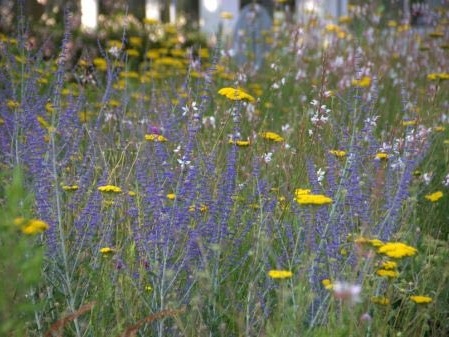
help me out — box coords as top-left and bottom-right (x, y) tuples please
(260, 131), (284, 142)
(377, 242), (417, 259)
(424, 191), (443, 202)
(98, 185), (122, 193)
(268, 270), (293, 279)
(15, 217), (50, 235)
(329, 150), (347, 157)
(229, 139), (251, 147)
(100, 247), (115, 255)
(294, 188), (332, 205)
(145, 134), (168, 142)
(410, 295), (432, 304)
(352, 76), (372, 87)
(218, 87), (255, 102)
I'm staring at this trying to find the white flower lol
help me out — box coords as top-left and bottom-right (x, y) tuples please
(332, 281), (362, 304)
(317, 168), (326, 184)
(177, 157), (191, 170)
(108, 46), (121, 58)
(423, 172), (432, 185)
(262, 152), (273, 163)
(442, 173), (449, 187)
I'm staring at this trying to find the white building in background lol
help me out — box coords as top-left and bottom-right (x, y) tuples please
(80, 0), (99, 32)
(80, 0), (349, 33)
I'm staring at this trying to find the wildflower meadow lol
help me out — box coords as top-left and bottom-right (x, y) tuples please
(1, 2), (449, 336)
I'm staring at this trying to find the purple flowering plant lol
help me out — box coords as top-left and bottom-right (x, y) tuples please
(1, 2), (448, 336)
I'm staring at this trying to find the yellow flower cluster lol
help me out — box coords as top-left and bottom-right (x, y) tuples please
(375, 152), (389, 160)
(294, 189), (333, 205)
(218, 87), (255, 102)
(424, 191), (443, 202)
(268, 270), (293, 279)
(427, 72), (449, 81)
(410, 295), (432, 304)
(260, 131), (284, 142)
(378, 242), (417, 259)
(145, 134), (168, 142)
(229, 139), (251, 147)
(371, 296), (390, 305)
(329, 150), (347, 158)
(352, 76), (372, 87)
(62, 184), (79, 191)
(100, 247), (115, 255)
(15, 217), (50, 235)
(98, 185), (122, 193)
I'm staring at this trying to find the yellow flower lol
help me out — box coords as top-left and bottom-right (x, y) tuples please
(410, 295), (432, 304)
(295, 193), (333, 205)
(143, 18), (159, 25)
(425, 191), (443, 202)
(218, 87), (255, 102)
(322, 279), (333, 290)
(352, 76), (372, 87)
(93, 57), (107, 71)
(126, 49), (140, 57)
(375, 152), (389, 160)
(260, 131), (284, 142)
(62, 185), (79, 191)
(380, 260), (397, 270)
(100, 247), (115, 255)
(21, 219), (50, 235)
(166, 193), (176, 200)
(98, 185), (122, 193)
(129, 36), (143, 47)
(145, 134), (168, 142)
(429, 31), (444, 38)
(402, 120), (417, 126)
(434, 126), (445, 132)
(229, 139), (251, 147)
(376, 269), (399, 278)
(294, 189), (311, 196)
(371, 296), (390, 305)
(387, 20), (397, 27)
(329, 150), (347, 157)
(268, 270), (293, 279)
(6, 100), (20, 109)
(378, 242), (417, 259)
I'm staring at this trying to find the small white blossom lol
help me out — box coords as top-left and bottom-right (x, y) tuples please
(262, 152), (273, 163)
(108, 46), (121, 58)
(423, 172), (432, 185)
(442, 173), (449, 187)
(317, 168), (326, 184)
(332, 281), (362, 304)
